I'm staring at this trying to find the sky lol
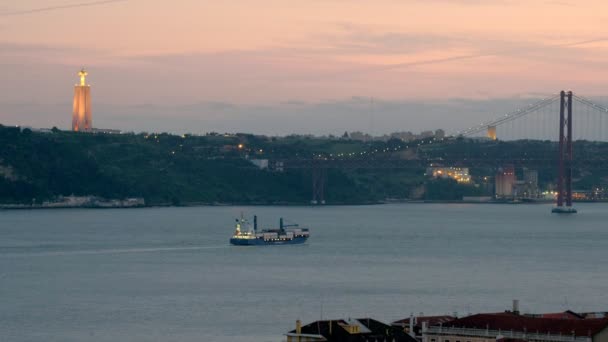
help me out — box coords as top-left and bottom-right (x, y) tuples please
(1, 0), (608, 135)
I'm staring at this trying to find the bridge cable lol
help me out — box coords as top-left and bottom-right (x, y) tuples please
(455, 94), (560, 137)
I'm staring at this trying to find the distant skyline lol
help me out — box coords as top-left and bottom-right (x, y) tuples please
(2, 0), (608, 135)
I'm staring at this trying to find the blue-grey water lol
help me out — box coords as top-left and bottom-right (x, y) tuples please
(1, 203), (607, 342)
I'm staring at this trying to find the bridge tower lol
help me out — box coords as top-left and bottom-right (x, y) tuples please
(553, 90), (577, 213)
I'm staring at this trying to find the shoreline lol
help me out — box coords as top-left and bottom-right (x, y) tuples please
(2, 199), (607, 210)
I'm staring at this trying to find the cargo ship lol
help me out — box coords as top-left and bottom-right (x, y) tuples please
(229, 215), (310, 246)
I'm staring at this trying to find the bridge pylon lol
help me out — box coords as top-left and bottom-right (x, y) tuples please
(553, 90), (576, 214)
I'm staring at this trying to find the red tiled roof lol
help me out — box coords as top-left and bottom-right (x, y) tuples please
(442, 314), (608, 337)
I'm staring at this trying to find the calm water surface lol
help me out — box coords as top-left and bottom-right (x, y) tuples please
(1, 203), (607, 341)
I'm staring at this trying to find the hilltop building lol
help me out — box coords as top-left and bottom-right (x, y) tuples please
(72, 68), (92, 132)
(348, 129), (446, 142)
(435, 129), (446, 139)
(487, 125), (497, 140)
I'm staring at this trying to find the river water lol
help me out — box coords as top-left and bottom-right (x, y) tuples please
(1, 203), (607, 341)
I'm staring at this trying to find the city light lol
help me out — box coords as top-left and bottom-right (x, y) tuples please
(427, 166), (471, 183)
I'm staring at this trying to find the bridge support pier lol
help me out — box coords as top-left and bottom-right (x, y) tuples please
(311, 167), (326, 205)
(553, 90), (577, 214)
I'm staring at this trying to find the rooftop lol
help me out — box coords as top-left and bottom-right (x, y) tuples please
(392, 315), (456, 327)
(435, 313), (608, 337)
(287, 318), (417, 342)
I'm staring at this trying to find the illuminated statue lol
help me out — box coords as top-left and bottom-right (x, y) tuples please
(72, 68), (92, 132)
(78, 68), (88, 86)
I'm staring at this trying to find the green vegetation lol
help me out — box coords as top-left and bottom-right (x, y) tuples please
(0, 126), (403, 205)
(424, 178), (483, 200)
(1, 125), (607, 206)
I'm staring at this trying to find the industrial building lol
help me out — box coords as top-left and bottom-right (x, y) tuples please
(495, 165), (516, 197)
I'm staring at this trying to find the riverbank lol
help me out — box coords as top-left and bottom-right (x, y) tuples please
(0, 196), (145, 209)
(3, 198), (607, 209)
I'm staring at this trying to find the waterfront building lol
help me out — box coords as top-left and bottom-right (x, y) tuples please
(572, 190), (592, 201)
(495, 165), (516, 197)
(286, 318), (417, 342)
(519, 169), (540, 198)
(523, 169), (538, 187)
(72, 68), (92, 132)
(427, 167), (472, 183)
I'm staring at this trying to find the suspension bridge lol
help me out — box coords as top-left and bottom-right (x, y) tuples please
(277, 91), (608, 212)
(457, 92), (608, 142)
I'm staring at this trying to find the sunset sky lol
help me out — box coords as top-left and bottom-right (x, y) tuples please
(2, 0), (608, 135)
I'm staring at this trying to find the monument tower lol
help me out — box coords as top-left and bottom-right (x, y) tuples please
(72, 68), (92, 132)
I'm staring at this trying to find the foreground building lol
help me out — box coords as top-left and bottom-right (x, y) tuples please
(286, 318), (417, 342)
(423, 313), (608, 342)
(392, 315), (455, 341)
(72, 68), (92, 132)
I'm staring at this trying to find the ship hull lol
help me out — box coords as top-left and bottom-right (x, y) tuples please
(229, 236), (308, 246)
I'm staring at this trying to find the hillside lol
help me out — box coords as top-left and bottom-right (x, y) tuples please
(0, 126), (424, 205)
(1, 125), (607, 206)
